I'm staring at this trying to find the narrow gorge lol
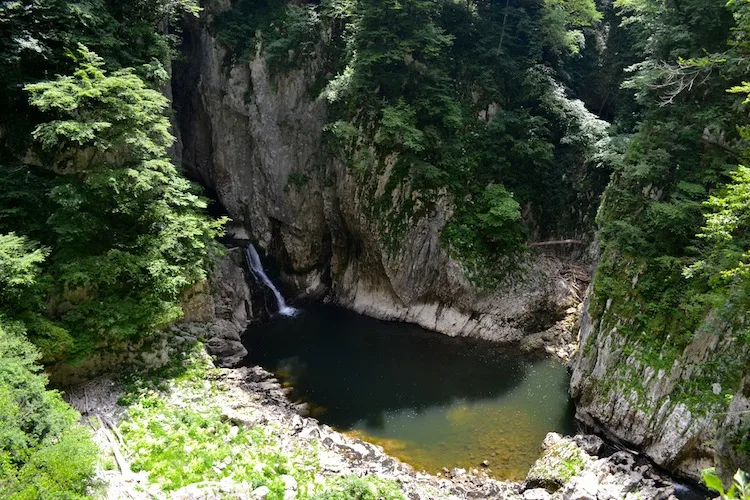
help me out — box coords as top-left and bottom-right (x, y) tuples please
(0, 0), (748, 498)
(170, 0), (749, 489)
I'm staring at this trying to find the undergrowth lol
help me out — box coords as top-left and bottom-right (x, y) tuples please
(115, 343), (404, 498)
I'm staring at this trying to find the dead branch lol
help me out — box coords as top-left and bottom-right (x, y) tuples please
(528, 239), (587, 247)
(96, 414), (131, 478)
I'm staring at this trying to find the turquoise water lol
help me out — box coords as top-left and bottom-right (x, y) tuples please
(243, 305), (576, 479)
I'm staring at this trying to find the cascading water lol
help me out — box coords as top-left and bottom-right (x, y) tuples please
(244, 244), (298, 317)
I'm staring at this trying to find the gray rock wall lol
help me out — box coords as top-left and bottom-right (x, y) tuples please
(570, 291), (748, 482)
(171, 4), (586, 351)
(177, 247), (271, 367)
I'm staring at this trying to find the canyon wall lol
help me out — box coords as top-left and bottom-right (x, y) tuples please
(170, 1), (748, 486)
(571, 286), (750, 482)
(172, 5), (586, 355)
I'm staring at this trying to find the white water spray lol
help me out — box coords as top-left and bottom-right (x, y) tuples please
(244, 244), (298, 316)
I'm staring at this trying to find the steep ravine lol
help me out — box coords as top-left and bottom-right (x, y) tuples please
(172, 4), (586, 359)
(170, 1), (747, 492)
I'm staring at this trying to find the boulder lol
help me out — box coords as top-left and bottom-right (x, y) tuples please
(525, 434), (592, 492)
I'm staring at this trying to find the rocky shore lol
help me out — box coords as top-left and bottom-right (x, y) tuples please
(64, 339), (690, 500)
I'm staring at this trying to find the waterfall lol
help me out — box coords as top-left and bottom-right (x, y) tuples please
(244, 244), (298, 317)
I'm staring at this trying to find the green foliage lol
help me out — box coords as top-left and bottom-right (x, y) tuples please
(474, 184), (525, 248)
(314, 475), (404, 500)
(21, 47), (225, 357)
(0, 318), (97, 499)
(686, 166), (750, 287)
(286, 171), (310, 190)
(214, 0), (321, 70)
(0, 0), (200, 159)
(117, 345), (322, 496)
(541, 0), (602, 55)
(123, 396), (301, 491)
(443, 184), (526, 288)
(376, 100), (425, 152)
(703, 468), (750, 499)
(0, 232), (75, 362)
(317, 0), (607, 285)
(0, 234), (48, 313)
(215, 0), (608, 287)
(586, 0), (750, 445)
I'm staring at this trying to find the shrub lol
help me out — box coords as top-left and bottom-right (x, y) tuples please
(0, 318), (97, 499)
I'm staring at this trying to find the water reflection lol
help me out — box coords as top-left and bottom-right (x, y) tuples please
(242, 305), (576, 478)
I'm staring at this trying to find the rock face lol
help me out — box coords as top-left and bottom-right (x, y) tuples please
(50, 247), (266, 384)
(177, 247), (271, 367)
(570, 292), (749, 482)
(172, 3), (587, 354)
(524, 433), (678, 500)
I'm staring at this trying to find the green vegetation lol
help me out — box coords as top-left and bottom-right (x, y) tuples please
(21, 47), (225, 359)
(0, 324), (97, 499)
(116, 344), (405, 498)
(312, 475), (404, 500)
(0, 0), (224, 360)
(526, 437), (588, 489)
(213, 0), (321, 70)
(287, 171), (310, 190)
(585, 0), (750, 428)
(119, 346), (319, 493)
(703, 468), (750, 499)
(0, 234), (96, 498)
(217, 0), (609, 286)
(0, 0), (747, 495)
(0, 1), (226, 497)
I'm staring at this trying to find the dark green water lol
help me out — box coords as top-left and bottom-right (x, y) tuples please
(242, 305), (576, 479)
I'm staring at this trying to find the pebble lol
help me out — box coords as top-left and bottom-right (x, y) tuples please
(252, 485), (270, 500)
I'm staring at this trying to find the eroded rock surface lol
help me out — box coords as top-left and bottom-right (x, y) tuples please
(175, 247), (268, 367)
(570, 291), (748, 482)
(524, 433), (678, 500)
(172, 3), (587, 359)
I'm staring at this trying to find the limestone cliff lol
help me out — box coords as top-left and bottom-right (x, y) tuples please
(178, 246), (272, 367)
(172, 4), (587, 354)
(571, 290), (750, 482)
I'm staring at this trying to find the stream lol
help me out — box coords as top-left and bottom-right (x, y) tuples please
(242, 305), (576, 480)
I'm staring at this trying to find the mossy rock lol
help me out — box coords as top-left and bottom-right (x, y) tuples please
(525, 433), (592, 492)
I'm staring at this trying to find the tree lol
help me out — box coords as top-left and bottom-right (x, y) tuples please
(24, 46), (225, 356)
(0, 235), (96, 498)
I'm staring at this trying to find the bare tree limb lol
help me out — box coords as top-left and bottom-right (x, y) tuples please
(528, 239), (587, 247)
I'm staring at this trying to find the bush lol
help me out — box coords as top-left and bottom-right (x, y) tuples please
(0, 318), (97, 499)
(314, 475), (404, 500)
(23, 47), (225, 356)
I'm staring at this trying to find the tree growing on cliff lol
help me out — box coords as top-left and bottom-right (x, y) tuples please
(22, 46), (225, 358)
